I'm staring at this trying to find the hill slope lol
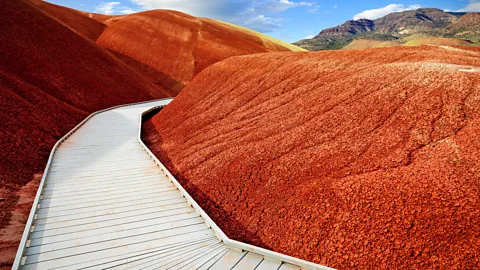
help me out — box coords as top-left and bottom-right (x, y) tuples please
(96, 10), (305, 94)
(295, 8), (479, 50)
(31, 1), (304, 95)
(0, 0), (169, 265)
(0, 0), (305, 267)
(143, 46), (480, 269)
(30, 0), (107, 41)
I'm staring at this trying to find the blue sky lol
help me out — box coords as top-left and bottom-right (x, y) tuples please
(46, 0), (480, 42)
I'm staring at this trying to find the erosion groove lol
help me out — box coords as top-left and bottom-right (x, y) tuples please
(143, 46), (480, 269)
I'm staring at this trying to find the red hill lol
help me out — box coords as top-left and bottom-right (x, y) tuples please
(96, 10), (304, 94)
(0, 0), (168, 264)
(32, 2), (304, 95)
(143, 46), (480, 269)
(0, 0), (305, 267)
(31, 0), (107, 41)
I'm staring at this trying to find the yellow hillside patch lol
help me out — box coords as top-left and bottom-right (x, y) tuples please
(344, 39), (402, 50)
(403, 38), (471, 46)
(204, 18), (307, 52)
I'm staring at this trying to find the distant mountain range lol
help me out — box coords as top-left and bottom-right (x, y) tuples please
(294, 8), (480, 50)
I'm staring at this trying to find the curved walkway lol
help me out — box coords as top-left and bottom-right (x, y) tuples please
(14, 99), (331, 270)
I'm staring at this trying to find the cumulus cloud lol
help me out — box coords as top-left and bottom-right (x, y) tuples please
(303, 34), (315, 39)
(128, 0), (315, 32)
(95, 2), (138, 15)
(353, 3), (421, 20)
(119, 8), (135, 14)
(457, 0), (480, 12)
(242, 15), (281, 32)
(94, 2), (120, 14)
(307, 5), (321, 13)
(130, 0), (236, 17)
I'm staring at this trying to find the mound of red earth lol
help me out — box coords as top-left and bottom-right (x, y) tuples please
(0, 0), (302, 266)
(95, 10), (299, 94)
(0, 0), (168, 266)
(33, 1), (301, 94)
(143, 46), (480, 269)
(30, 0), (107, 41)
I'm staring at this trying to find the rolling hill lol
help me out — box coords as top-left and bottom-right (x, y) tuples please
(295, 8), (480, 50)
(0, 0), (169, 265)
(94, 10), (305, 94)
(0, 0), (303, 267)
(30, 0), (107, 41)
(143, 45), (480, 269)
(32, 1), (304, 95)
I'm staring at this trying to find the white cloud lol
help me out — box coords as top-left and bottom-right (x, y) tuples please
(303, 34), (315, 39)
(94, 2), (120, 15)
(243, 15), (283, 32)
(267, 0), (313, 12)
(120, 8), (136, 14)
(307, 5), (321, 13)
(353, 3), (421, 20)
(130, 0), (231, 17)
(130, 0), (312, 16)
(457, 0), (480, 12)
(129, 0), (315, 32)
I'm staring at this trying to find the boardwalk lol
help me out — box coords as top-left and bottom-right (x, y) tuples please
(14, 100), (329, 270)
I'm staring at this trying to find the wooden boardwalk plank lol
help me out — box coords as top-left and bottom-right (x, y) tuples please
(208, 249), (248, 270)
(233, 252), (264, 269)
(16, 101), (312, 270)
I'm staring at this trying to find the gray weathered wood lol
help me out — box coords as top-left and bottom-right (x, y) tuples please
(15, 101), (320, 270)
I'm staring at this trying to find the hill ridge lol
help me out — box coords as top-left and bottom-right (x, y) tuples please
(294, 8), (479, 50)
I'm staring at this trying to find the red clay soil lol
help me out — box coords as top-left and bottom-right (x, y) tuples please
(0, 174), (41, 269)
(455, 46), (480, 53)
(142, 46), (480, 269)
(31, 0), (107, 41)
(85, 13), (116, 24)
(96, 10), (294, 94)
(0, 0), (167, 266)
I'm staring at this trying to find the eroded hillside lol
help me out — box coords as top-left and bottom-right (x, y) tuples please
(0, 0), (306, 267)
(31, 1), (304, 95)
(95, 10), (304, 94)
(143, 46), (480, 269)
(0, 0), (168, 265)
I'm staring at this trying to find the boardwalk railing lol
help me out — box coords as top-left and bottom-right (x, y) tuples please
(12, 98), (173, 270)
(14, 98), (333, 270)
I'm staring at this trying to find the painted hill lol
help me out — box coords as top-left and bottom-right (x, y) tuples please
(143, 45), (480, 269)
(30, 0), (106, 41)
(0, 0), (304, 267)
(95, 10), (305, 94)
(0, 0), (170, 265)
(295, 8), (479, 50)
(32, 1), (304, 95)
